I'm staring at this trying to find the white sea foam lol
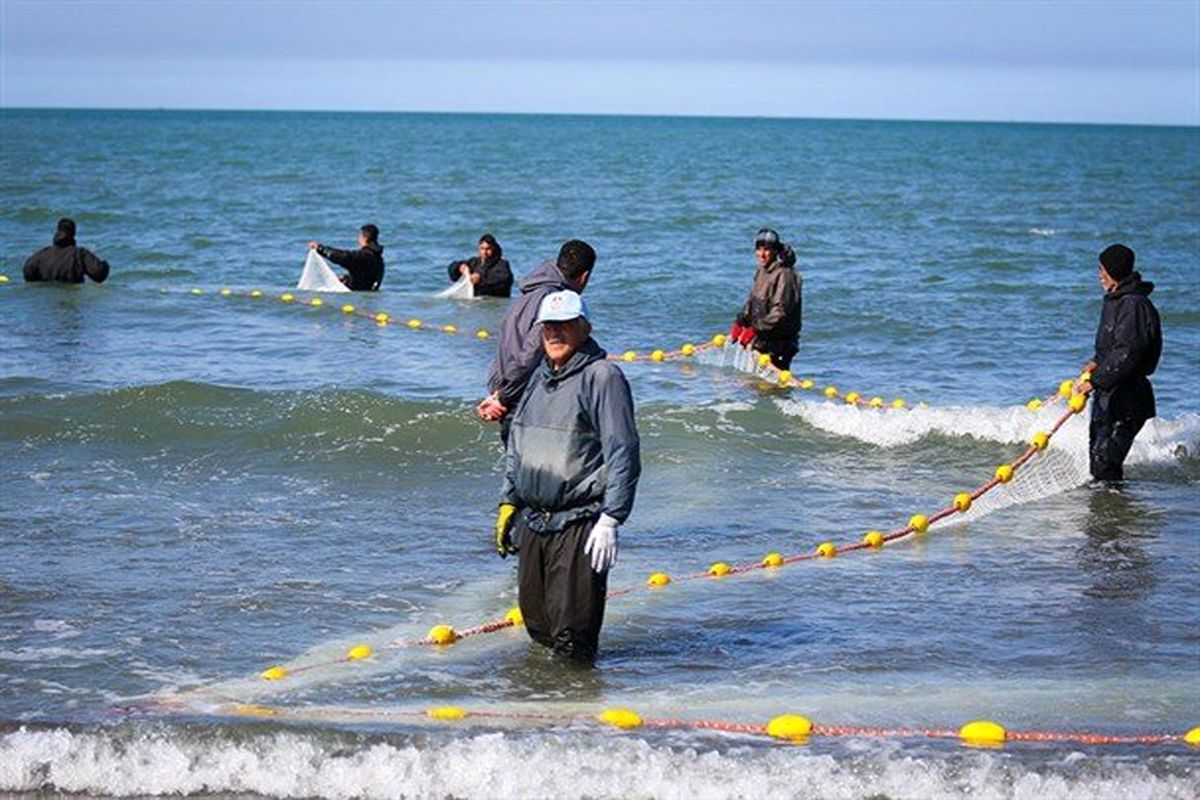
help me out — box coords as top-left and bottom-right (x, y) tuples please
(776, 397), (1200, 467)
(1028, 227), (1059, 236)
(1, 726), (1195, 800)
(775, 398), (1199, 534)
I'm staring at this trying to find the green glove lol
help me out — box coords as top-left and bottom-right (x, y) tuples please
(495, 503), (518, 558)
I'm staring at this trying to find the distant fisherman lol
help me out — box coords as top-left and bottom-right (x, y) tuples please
(1077, 244), (1162, 482)
(729, 228), (801, 370)
(477, 239), (596, 443)
(447, 233), (513, 298)
(23, 218), (110, 284)
(307, 224), (384, 291)
(494, 290), (640, 663)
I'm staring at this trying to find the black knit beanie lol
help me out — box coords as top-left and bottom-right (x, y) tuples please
(1099, 243), (1135, 281)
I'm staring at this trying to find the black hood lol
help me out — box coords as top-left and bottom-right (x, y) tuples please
(1108, 272), (1153, 300)
(519, 259), (568, 295)
(543, 337), (607, 384)
(52, 231), (75, 247)
(365, 242), (383, 256)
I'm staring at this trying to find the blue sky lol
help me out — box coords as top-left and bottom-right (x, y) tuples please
(1, 0), (1196, 125)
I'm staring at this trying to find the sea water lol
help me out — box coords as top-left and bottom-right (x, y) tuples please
(1, 110), (1198, 798)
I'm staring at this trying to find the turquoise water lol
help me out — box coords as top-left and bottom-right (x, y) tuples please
(1, 109), (1198, 798)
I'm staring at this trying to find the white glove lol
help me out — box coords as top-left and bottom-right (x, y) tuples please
(584, 513), (620, 573)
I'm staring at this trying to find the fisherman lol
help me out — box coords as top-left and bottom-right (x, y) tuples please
(494, 290), (640, 663)
(23, 218), (110, 284)
(477, 239), (596, 443)
(729, 228), (802, 370)
(446, 233), (513, 298)
(1076, 244), (1162, 482)
(307, 224), (385, 291)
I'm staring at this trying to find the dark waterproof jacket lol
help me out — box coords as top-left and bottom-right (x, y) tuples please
(23, 233), (110, 284)
(317, 242), (384, 291)
(736, 246), (802, 353)
(446, 255), (513, 298)
(501, 338), (641, 533)
(486, 260), (570, 409)
(1090, 272), (1161, 422)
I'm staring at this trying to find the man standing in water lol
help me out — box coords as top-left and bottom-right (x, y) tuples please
(447, 233), (513, 298)
(729, 228), (802, 370)
(23, 218), (110, 284)
(493, 290), (640, 663)
(477, 239), (595, 443)
(308, 224), (385, 291)
(1077, 244), (1162, 482)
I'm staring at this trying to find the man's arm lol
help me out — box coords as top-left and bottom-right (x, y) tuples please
(448, 258), (470, 282)
(591, 366), (641, 523)
(79, 248), (110, 283)
(1090, 298), (1157, 390)
(318, 245), (372, 280)
(498, 437), (523, 508)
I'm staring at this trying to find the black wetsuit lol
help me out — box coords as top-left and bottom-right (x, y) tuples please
(1088, 272), (1161, 481)
(446, 255), (513, 298)
(316, 242), (384, 291)
(23, 233), (110, 284)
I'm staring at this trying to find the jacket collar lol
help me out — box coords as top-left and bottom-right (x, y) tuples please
(542, 338), (607, 383)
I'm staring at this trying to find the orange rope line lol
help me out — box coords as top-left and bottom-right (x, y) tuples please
(208, 701), (1193, 749)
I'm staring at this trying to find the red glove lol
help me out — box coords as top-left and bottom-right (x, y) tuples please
(736, 326), (755, 347)
(729, 322), (745, 342)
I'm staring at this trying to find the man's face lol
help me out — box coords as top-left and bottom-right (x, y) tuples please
(1098, 263), (1118, 292)
(542, 318), (589, 366)
(478, 240), (496, 261)
(755, 245), (774, 266)
(358, 232), (369, 248)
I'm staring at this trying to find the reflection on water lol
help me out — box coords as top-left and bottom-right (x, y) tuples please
(1078, 486), (1160, 602)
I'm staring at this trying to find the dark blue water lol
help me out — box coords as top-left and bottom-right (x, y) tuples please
(1, 110), (1198, 798)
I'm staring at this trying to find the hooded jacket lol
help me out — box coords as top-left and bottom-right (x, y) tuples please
(316, 242), (384, 291)
(446, 255), (514, 298)
(501, 338), (641, 533)
(486, 259), (571, 409)
(1090, 272), (1161, 422)
(736, 245), (801, 352)
(23, 231), (110, 284)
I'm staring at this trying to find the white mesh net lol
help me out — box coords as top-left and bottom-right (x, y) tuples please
(436, 274), (475, 299)
(297, 250), (351, 293)
(699, 343), (1094, 528)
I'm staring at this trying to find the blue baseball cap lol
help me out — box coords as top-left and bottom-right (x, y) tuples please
(536, 290), (590, 324)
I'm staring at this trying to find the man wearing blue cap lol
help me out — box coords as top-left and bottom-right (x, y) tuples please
(493, 290), (641, 662)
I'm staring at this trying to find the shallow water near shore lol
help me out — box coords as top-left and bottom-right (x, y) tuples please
(1, 109), (1198, 798)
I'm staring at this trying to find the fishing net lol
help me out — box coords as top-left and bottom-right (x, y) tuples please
(297, 250), (351, 293)
(437, 274), (475, 299)
(699, 342), (1094, 527)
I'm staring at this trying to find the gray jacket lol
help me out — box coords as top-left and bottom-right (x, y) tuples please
(486, 259), (569, 410)
(501, 338), (641, 533)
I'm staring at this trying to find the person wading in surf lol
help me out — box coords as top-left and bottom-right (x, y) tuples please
(447, 233), (513, 298)
(477, 239), (595, 444)
(308, 224), (385, 291)
(1076, 243), (1162, 482)
(729, 228), (802, 370)
(493, 290), (640, 663)
(23, 218), (110, 284)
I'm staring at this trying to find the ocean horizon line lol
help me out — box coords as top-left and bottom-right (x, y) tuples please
(2, 104), (1194, 131)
